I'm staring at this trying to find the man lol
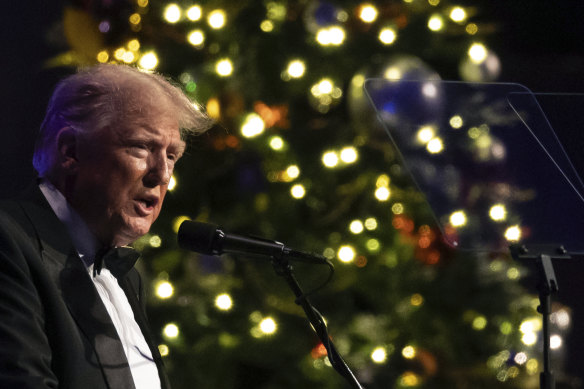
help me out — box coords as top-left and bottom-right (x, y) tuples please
(0, 64), (211, 388)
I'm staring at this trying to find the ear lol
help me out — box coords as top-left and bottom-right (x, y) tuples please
(55, 127), (80, 173)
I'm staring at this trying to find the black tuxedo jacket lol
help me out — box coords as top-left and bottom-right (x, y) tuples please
(0, 184), (170, 388)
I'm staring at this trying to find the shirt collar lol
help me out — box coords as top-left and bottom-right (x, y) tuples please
(39, 178), (101, 267)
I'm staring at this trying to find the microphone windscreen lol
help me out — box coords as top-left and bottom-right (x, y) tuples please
(177, 221), (218, 255)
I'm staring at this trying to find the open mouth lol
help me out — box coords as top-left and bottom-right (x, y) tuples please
(135, 196), (159, 215)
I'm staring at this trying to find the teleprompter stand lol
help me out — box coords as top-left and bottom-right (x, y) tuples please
(510, 244), (572, 389)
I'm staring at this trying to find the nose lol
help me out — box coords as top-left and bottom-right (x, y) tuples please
(144, 152), (171, 188)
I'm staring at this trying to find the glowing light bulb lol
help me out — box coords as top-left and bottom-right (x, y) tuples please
(187, 30), (205, 46)
(215, 293), (233, 310)
(322, 151), (339, 168)
(468, 43), (488, 64)
(450, 6), (467, 22)
(163, 4), (182, 23)
(340, 146), (358, 163)
(449, 115), (464, 128)
(208, 9), (226, 29)
(163, 323), (179, 339)
(401, 345), (416, 359)
(375, 187), (391, 201)
(349, 220), (364, 234)
(287, 60), (306, 78)
(156, 281), (174, 299)
(450, 210), (467, 227)
(505, 225), (521, 241)
(139, 52), (159, 70)
(158, 344), (169, 356)
(364, 218), (378, 230)
(290, 184), (306, 199)
(417, 126), (435, 144)
(489, 204), (506, 221)
(359, 4), (378, 23)
(216, 58), (233, 77)
(269, 136), (284, 150)
(426, 137), (444, 154)
(259, 317), (277, 334)
(149, 235), (162, 248)
(428, 14), (444, 31)
(378, 28), (397, 45)
(240, 113), (264, 138)
(371, 347), (387, 363)
(472, 316), (487, 330)
(286, 165), (300, 179)
(186, 5), (202, 21)
(337, 245), (356, 263)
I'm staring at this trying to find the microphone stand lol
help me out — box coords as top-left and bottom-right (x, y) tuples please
(510, 244), (566, 389)
(270, 249), (365, 389)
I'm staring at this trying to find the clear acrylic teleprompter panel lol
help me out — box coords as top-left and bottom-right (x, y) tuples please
(363, 79), (584, 253)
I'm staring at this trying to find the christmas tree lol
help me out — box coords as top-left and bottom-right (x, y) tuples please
(53, 0), (576, 387)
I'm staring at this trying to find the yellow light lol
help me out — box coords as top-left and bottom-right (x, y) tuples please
(428, 0), (440, 5)
(290, 184), (306, 199)
(526, 359), (539, 374)
(114, 48), (126, 61)
(129, 13), (141, 25)
(428, 14), (444, 31)
(505, 225), (521, 242)
(215, 58), (233, 77)
(340, 146), (358, 163)
(215, 293), (233, 311)
(375, 187), (391, 201)
(407, 294), (422, 307)
(507, 267), (520, 280)
(359, 4), (378, 23)
(286, 60), (306, 78)
(417, 126), (435, 144)
(138, 52), (159, 70)
(399, 371), (420, 387)
(313, 79), (333, 95)
(376, 174), (390, 187)
(426, 137), (444, 154)
(208, 9), (226, 29)
(384, 66), (402, 80)
(168, 175), (177, 191)
(149, 235), (162, 248)
(349, 220), (364, 234)
(259, 317), (277, 334)
(392, 203), (404, 214)
(286, 165), (300, 179)
(468, 43), (488, 64)
(156, 281), (174, 299)
(489, 204), (506, 221)
(364, 217), (378, 230)
(500, 321), (512, 335)
(316, 26), (346, 46)
(241, 113), (265, 138)
(550, 334), (562, 349)
(337, 245), (356, 263)
(127, 39), (140, 51)
(520, 318), (542, 334)
(269, 136), (284, 150)
(366, 238), (380, 252)
(122, 51), (135, 63)
(158, 344), (169, 357)
(371, 347), (387, 363)
(163, 323), (179, 339)
(163, 4), (182, 23)
(378, 27), (397, 45)
(466, 23), (478, 35)
(260, 20), (274, 32)
(449, 115), (464, 128)
(322, 151), (339, 168)
(402, 345), (416, 359)
(472, 316), (487, 330)
(187, 30), (205, 46)
(522, 332), (537, 346)
(186, 5), (202, 21)
(449, 6), (467, 22)
(206, 97), (220, 119)
(450, 210), (467, 227)
(96, 51), (109, 63)
(137, 0), (148, 7)
(172, 215), (191, 234)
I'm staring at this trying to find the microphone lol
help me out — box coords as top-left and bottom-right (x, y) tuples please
(177, 220), (328, 264)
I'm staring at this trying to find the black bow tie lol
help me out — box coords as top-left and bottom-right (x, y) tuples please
(93, 246), (141, 279)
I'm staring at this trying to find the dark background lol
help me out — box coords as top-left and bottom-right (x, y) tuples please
(2, 0), (584, 382)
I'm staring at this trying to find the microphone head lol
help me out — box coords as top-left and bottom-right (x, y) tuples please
(177, 220), (219, 255)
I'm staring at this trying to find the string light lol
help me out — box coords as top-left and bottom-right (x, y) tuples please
(359, 4), (378, 23)
(269, 136), (285, 150)
(259, 317), (277, 334)
(337, 245), (356, 263)
(149, 235), (162, 248)
(208, 9), (226, 29)
(322, 151), (339, 168)
(428, 14), (444, 31)
(449, 115), (464, 129)
(375, 187), (390, 201)
(285, 165), (300, 179)
(260, 20), (274, 32)
(163, 4), (182, 23)
(215, 293), (233, 311)
(96, 51), (109, 63)
(489, 204), (506, 221)
(339, 146), (358, 164)
(401, 345), (416, 359)
(504, 225), (521, 242)
(156, 281), (174, 299)
(240, 113), (265, 138)
(417, 126), (435, 144)
(449, 210), (467, 227)
(286, 59), (306, 78)
(468, 43), (488, 64)
(371, 346), (387, 363)
(187, 30), (205, 47)
(349, 220), (364, 234)
(378, 27), (397, 45)
(158, 344), (169, 357)
(316, 26), (346, 46)
(290, 184), (306, 199)
(163, 323), (180, 339)
(364, 218), (378, 230)
(426, 137), (444, 154)
(138, 52), (159, 70)
(449, 7), (467, 23)
(215, 58), (234, 76)
(186, 5), (202, 21)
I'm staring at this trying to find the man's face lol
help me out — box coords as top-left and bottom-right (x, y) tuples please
(69, 109), (185, 247)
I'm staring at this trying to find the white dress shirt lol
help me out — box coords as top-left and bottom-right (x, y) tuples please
(39, 179), (161, 389)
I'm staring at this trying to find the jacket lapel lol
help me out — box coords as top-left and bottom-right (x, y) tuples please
(19, 184), (136, 389)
